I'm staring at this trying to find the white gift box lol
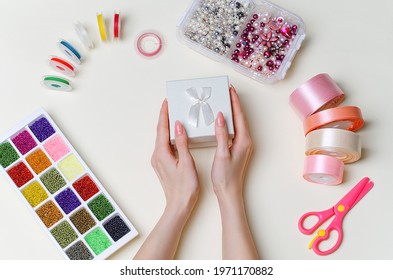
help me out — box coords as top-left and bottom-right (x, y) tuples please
(166, 76), (234, 148)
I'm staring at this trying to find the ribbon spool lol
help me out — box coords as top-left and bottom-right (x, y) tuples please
(135, 31), (163, 58)
(289, 73), (345, 121)
(303, 155), (344, 185)
(58, 40), (82, 64)
(97, 12), (107, 41)
(48, 56), (76, 77)
(305, 128), (361, 164)
(114, 11), (120, 40)
(41, 76), (72, 91)
(303, 106), (364, 135)
(74, 22), (94, 49)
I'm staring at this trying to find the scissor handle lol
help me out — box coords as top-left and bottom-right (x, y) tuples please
(310, 221), (344, 256)
(298, 208), (335, 235)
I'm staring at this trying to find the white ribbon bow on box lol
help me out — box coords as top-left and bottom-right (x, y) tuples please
(186, 87), (215, 128)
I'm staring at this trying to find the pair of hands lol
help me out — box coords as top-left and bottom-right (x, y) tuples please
(151, 85), (253, 214)
(134, 85), (258, 259)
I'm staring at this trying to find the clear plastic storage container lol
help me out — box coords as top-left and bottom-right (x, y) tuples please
(177, 0), (306, 84)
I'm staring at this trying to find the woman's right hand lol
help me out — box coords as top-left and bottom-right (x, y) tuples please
(211, 85), (253, 197)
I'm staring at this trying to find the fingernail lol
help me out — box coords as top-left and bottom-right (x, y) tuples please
(230, 84), (237, 94)
(216, 112), (225, 127)
(175, 120), (184, 136)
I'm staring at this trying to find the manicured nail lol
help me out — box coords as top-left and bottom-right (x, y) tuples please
(175, 120), (184, 136)
(230, 84), (237, 94)
(216, 112), (225, 127)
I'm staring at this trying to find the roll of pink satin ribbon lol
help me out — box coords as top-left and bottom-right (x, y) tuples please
(289, 73), (345, 121)
(303, 155), (344, 185)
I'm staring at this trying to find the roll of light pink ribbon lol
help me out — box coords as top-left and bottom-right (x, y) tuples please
(303, 154), (344, 185)
(289, 73), (345, 121)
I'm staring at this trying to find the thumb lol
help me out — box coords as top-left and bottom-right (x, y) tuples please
(174, 120), (191, 160)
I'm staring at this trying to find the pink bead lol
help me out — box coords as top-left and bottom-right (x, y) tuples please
(280, 27), (292, 38)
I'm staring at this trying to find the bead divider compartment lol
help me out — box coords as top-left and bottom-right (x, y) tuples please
(0, 108), (138, 260)
(177, 0), (305, 84)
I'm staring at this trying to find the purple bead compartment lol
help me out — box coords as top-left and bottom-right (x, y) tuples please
(55, 188), (81, 214)
(178, 0), (306, 83)
(29, 117), (56, 142)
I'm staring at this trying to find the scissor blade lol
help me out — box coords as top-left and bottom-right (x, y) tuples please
(350, 180), (374, 209)
(336, 177), (372, 210)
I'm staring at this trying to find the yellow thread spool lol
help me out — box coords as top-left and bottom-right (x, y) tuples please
(97, 13), (107, 41)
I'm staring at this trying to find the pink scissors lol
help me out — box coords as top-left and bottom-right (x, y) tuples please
(298, 177), (374, 256)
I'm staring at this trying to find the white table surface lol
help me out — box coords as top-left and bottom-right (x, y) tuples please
(0, 0), (392, 260)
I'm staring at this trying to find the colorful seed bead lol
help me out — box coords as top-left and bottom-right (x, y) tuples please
(55, 188), (81, 214)
(29, 117), (56, 142)
(65, 241), (94, 260)
(88, 194), (115, 221)
(104, 215), (130, 242)
(22, 181), (48, 208)
(0, 142), (19, 168)
(7, 162), (33, 188)
(26, 149), (51, 174)
(51, 221), (78, 248)
(72, 175), (99, 201)
(11, 130), (37, 155)
(36, 200), (63, 228)
(40, 168), (66, 194)
(70, 208), (96, 234)
(43, 134), (70, 162)
(84, 227), (112, 255)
